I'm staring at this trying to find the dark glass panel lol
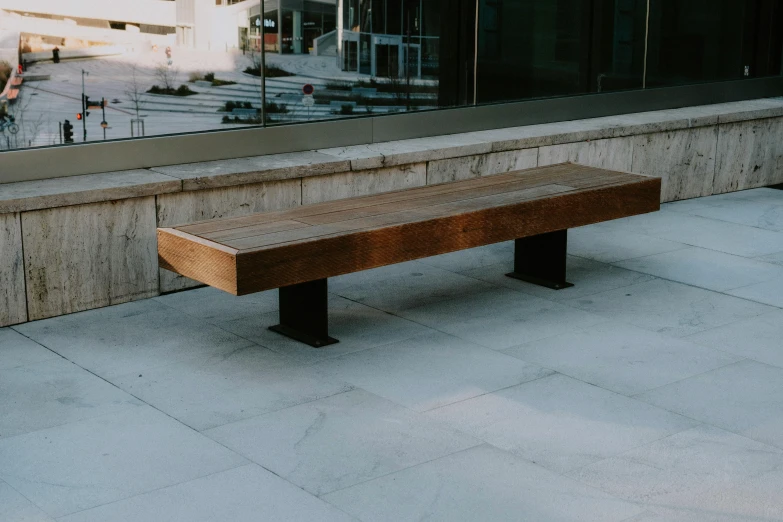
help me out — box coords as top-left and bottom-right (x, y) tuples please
(476, 0), (590, 103)
(589, 0), (647, 92)
(646, 0), (748, 87)
(360, 33), (372, 73)
(387, 0), (403, 34)
(360, 0), (373, 32)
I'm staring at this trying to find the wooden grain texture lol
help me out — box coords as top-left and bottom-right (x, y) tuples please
(158, 163), (661, 295)
(157, 228), (239, 295)
(156, 178), (301, 292)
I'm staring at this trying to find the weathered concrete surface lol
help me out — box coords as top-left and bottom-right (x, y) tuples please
(302, 164), (426, 205)
(0, 170), (181, 214)
(538, 138), (634, 172)
(427, 149), (538, 185)
(151, 151), (349, 191)
(632, 127), (718, 202)
(22, 197), (159, 321)
(0, 212), (26, 326)
(156, 179), (302, 292)
(714, 117), (783, 193)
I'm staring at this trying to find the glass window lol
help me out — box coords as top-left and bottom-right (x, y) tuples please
(590, 0), (647, 92)
(0, 0), (780, 154)
(646, 0), (749, 87)
(476, 0), (590, 103)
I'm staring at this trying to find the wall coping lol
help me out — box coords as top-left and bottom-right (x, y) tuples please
(2, 97), (783, 214)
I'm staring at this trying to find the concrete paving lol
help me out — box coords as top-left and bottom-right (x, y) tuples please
(2, 187), (783, 520)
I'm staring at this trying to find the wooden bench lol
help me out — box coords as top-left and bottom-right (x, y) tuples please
(158, 163), (661, 347)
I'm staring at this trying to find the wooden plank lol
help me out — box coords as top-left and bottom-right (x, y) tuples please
(198, 166), (631, 243)
(205, 219), (311, 243)
(157, 228), (239, 295)
(177, 169), (537, 235)
(231, 177), (661, 294)
(226, 184), (576, 251)
(203, 176), (572, 243)
(177, 163), (620, 236)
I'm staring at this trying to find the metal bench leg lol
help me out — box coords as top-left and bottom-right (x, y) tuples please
(506, 230), (574, 290)
(269, 279), (339, 347)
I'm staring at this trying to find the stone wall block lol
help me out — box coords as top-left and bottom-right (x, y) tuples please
(156, 179), (302, 292)
(538, 137), (634, 172)
(302, 163), (426, 205)
(22, 197), (159, 321)
(714, 117), (783, 193)
(631, 127), (718, 202)
(427, 149), (538, 185)
(0, 213), (27, 327)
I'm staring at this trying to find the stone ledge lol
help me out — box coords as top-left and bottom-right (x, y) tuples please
(149, 151), (351, 191)
(0, 170), (182, 214)
(0, 98), (782, 214)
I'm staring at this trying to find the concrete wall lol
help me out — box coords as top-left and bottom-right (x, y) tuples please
(2, 100), (783, 326)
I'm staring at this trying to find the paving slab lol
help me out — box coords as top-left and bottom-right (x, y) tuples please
(636, 359), (783, 449)
(614, 246), (783, 292)
(322, 444), (645, 522)
(675, 197), (783, 232)
(154, 285), (279, 323)
(113, 346), (352, 431)
(600, 210), (783, 257)
(428, 374), (696, 474)
(204, 389), (480, 496)
(331, 261), (496, 313)
(727, 273), (783, 308)
(14, 299), (258, 380)
(315, 331), (553, 412)
(505, 321), (742, 396)
(58, 465), (356, 522)
(397, 287), (608, 350)
(416, 241), (513, 273)
(685, 309), (783, 368)
(0, 480), (55, 522)
(0, 328), (59, 370)
(0, 358), (143, 439)
(564, 278), (773, 338)
(0, 406), (246, 518)
(569, 426), (783, 522)
(757, 250), (783, 266)
(568, 224), (689, 263)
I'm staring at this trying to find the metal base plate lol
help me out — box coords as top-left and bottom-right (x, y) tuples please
(505, 272), (575, 290)
(268, 324), (339, 348)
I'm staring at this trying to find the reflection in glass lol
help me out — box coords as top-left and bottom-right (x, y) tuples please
(0, 0), (779, 152)
(646, 0), (747, 87)
(476, 0), (589, 103)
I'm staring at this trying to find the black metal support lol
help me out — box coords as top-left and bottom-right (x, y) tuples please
(269, 278), (338, 347)
(506, 230), (574, 290)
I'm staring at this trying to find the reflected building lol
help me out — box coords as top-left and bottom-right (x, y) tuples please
(174, 0), (336, 54)
(245, 0), (336, 54)
(337, 0), (440, 78)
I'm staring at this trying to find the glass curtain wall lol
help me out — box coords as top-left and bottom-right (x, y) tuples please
(0, 0), (780, 152)
(474, 0), (783, 104)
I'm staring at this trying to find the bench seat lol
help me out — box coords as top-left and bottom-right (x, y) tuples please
(159, 163), (661, 346)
